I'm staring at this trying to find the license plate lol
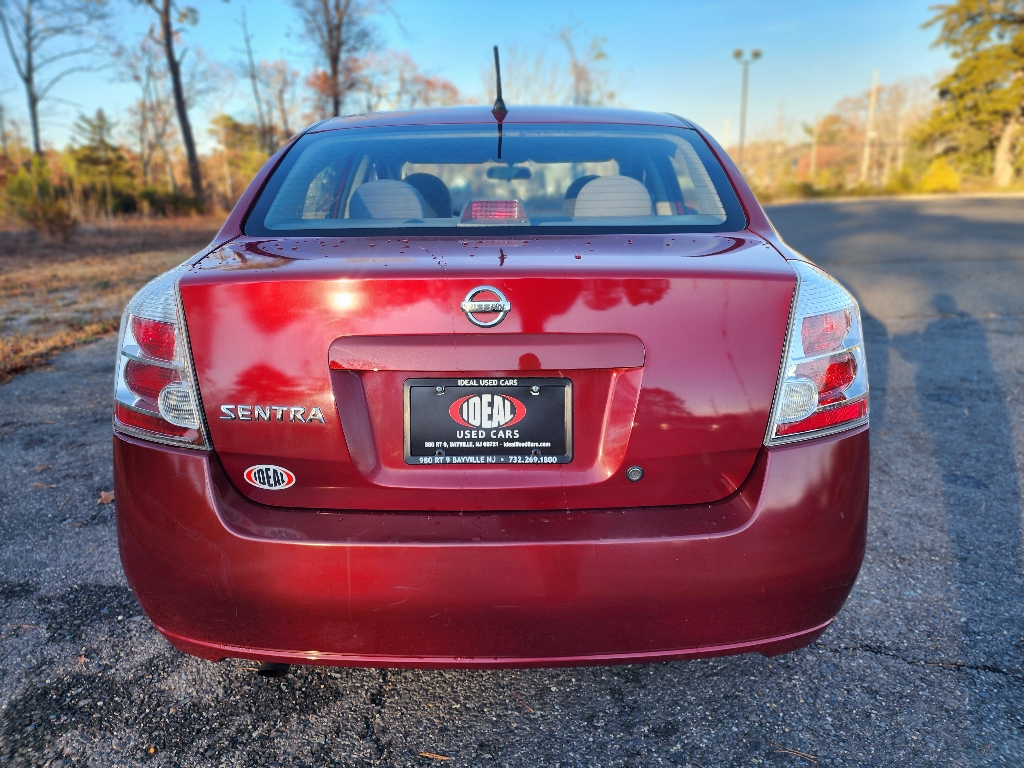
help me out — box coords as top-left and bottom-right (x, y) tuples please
(404, 377), (572, 465)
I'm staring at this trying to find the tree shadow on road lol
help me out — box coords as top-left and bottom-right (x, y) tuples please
(891, 293), (1023, 669)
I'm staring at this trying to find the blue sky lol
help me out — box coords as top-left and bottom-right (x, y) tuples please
(0, 0), (953, 152)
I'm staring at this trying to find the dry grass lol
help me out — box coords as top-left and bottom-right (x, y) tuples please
(0, 218), (222, 383)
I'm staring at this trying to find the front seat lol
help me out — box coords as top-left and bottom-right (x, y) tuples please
(404, 173), (453, 218)
(349, 179), (426, 219)
(572, 176), (653, 217)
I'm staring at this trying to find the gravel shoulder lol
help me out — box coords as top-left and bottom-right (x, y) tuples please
(1, 197), (1023, 767)
(0, 220), (219, 384)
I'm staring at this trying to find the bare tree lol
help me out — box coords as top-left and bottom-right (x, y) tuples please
(150, 76), (179, 191)
(116, 32), (178, 191)
(559, 26), (615, 107)
(0, 0), (110, 155)
(481, 31), (614, 108)
(238, 7), (276, 155)
(135, 0), (203, 203)
(361, 50), (460, 112)
(126, 100), (152, 186)
(290, 0), (383, 117)
(874, 77), (932, 185)
(119, 42), (157, 186)
(261, 59), (299, 138)
(480, 45), (565, 105)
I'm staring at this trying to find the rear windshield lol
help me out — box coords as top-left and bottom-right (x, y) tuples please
(244, 122), (746, 237)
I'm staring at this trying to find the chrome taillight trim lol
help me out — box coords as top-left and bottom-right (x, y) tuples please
(119, 346), (182, 370)
(172, 278), (211, 443)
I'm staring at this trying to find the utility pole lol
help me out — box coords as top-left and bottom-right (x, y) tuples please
(859, 70), (879, 187)
(895, 106), (906, 173)
(773, 99), (785, 188)
(809, 114), (819, 185)
(733, 48), (762, 168)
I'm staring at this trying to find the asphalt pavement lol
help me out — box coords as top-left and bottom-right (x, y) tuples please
(2, 196), (1023, 767)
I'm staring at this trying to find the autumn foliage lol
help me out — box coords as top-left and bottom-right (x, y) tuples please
(0, 0), (1021, 235)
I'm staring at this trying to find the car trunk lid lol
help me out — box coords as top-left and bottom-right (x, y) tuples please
(179, 233), (794, 511)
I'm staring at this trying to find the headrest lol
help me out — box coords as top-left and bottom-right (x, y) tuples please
(350, 180), (426, 219)
(572, 176), (652, 218)
(562, 174), (600, 216)
(404, 173), (452, 218)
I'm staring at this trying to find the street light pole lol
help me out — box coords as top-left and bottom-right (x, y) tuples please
(733, 48), (762, 168)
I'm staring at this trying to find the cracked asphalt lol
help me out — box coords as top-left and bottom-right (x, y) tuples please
(2, 196), (1023, 767)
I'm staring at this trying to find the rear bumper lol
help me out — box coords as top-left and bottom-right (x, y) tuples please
(114, 427), (869, 668)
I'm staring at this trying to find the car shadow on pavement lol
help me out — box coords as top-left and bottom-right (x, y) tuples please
(859, 307), (890, 435)
(891, 293), (1023, 671)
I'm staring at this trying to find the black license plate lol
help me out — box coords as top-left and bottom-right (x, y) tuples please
(404, 377), (572, 465)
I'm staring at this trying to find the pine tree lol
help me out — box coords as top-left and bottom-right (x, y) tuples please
(70, 109), (132, 218)
(919, 1), (1024, 186)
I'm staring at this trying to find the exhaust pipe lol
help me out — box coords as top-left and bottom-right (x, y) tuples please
(256, 662), (291, 678)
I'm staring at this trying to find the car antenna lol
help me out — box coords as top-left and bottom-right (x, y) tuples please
(492, 45), (507, 158)
(492, 45), (507, 121)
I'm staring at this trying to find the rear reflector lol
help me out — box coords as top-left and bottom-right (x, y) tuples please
(775, 398), (867, 437)
(115, 403), (196, 440)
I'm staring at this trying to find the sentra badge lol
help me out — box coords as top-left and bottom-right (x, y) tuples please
(220, 405), (327, 423)
(243, 465), (296, 490)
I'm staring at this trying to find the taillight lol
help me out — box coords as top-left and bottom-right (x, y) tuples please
(124, 359), (179, 401)
(130, 316), (177, 360)
(765, 260), (869, 445)
(801, 309), (851, 355)
(113, 266), (209, 449)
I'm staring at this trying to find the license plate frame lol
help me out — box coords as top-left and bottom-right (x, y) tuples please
(404, 377), (573, 465)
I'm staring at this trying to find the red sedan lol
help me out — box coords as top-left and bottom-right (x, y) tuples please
(112, 106), (868, 671)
